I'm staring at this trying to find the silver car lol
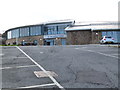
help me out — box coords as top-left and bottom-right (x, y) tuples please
(100, 36), (115, 44)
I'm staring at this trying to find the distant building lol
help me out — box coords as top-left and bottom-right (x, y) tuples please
(4, 21), (120, 45)
(0, 34), (2, 45)
(65, 22), (120, 45)
(2, 32), (7, 45)
(4, 20), (74, 45)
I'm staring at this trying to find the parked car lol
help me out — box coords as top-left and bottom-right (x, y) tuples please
(100, 36), (115, 44)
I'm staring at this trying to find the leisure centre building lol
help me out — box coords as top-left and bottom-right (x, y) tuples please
(4, 20), (120, 45)
(5, 20), (74, 45)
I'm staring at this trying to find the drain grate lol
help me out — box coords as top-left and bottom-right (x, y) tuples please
(34, 71), (58, 78)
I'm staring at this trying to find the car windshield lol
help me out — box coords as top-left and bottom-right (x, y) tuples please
(105, 37), (112, 38)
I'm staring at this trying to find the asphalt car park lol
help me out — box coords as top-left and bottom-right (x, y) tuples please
(1, 44), (119, 89)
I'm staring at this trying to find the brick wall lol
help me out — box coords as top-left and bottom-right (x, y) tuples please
(6, 35), (44, 45)
(66, 30), (102, 45)
(66, 30), (92, 45)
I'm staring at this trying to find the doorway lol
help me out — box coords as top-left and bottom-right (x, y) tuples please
(44, 39), (54, 46)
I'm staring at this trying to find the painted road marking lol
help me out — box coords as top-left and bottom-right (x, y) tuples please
(0, 65), (37, 70)
(34, 71), (58, 78)
(2, 57), (28, 59)
(40, 52), (44, 54)
(14, 57), (28, 58)
(16, 83), (56, 89)
(0, 54), (4, 56)
(85, 49), (119, 59)
(75, 48), (80, 49)
(110, 54), (119, 55)
(82, 47), (87, 48)
(16, 46), (65, 90)
(74, 47), (119, 59)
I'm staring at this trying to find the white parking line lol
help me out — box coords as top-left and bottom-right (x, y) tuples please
(14, 57), (28, 58)
(84, 49), (119, 59)
(0, 54), (4, 56)
(40, 52), (44, 54)
(75, 48), (80, 49)
(74, 47), (119, 59)
(17, 83), (56, 89)
(82, 47), (87, 48)
(2, 57), (28, 59)
(0, 65), (37, 70)
(111, 54), (119, 55)
(16, 46), (65, 90)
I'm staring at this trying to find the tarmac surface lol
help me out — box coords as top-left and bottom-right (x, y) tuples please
(1, 44), (119, 89)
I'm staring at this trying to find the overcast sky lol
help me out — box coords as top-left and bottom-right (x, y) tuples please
(0, 0), (119, 33)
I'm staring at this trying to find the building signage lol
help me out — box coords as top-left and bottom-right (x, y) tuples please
(44, 34), (67, 39)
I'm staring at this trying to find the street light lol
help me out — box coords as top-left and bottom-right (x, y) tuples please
(56, 38), (58, 40)
(96, 32), (99, 43)
(39, 39), (43, 45)
(16, 37), (18, 45)
(40, 39), (42, 40)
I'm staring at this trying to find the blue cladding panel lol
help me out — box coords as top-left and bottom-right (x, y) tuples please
(61, 39), (66, 45)
(102, 31), (120, 43)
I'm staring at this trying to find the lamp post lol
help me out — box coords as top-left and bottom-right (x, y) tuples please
(96, 32), (99, 43)
(91, 30), (93, 44)
(40, 38), (42, 45)
(16, 37), (18, 45)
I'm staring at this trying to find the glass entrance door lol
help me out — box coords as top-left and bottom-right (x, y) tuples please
(44, 39), (54, 46)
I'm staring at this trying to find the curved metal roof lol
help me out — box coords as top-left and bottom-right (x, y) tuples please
(65, 21), (120, 31)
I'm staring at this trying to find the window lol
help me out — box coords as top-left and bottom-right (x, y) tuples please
(48, 27), (52, 35)
(44, 27), (48, 35)
(11, 29), (19, 38)
(7, 29), (19, 39)
(53, 26), (57, 34)
(45, 25), (67, 35)
(58, 25), (66, 34)
(30, 26), (41, 36)
(7, 31), (11, 39)
(47, 26), (57, 35)
(20, 27), (29, 37)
